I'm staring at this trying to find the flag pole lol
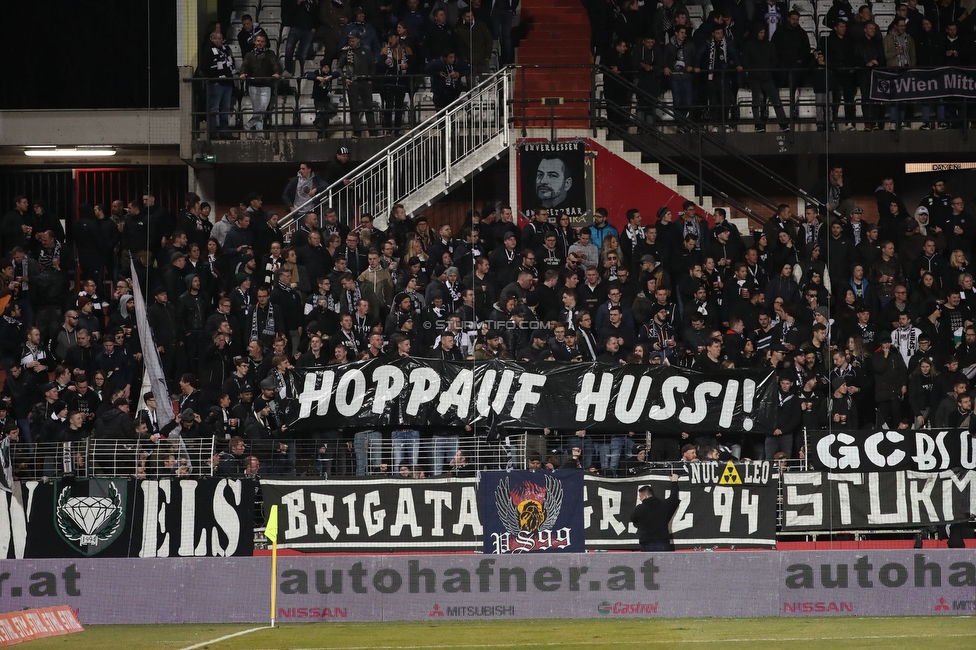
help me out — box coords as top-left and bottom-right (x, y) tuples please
(271, 537), (278, 627)
(266, 505), (280, 628)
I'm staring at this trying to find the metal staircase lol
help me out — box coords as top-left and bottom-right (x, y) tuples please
(589, 65), (827, 225)
(279, 69), (511, 234)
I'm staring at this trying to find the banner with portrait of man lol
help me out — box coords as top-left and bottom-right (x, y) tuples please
(518, 140), (588, 223)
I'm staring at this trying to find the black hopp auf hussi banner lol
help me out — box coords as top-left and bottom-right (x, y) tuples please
(279, 360), (777, 436)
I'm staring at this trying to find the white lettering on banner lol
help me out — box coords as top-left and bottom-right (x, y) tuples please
(948, 471), (976, 517)
(510, 373), (547, 419)
(475, 369), (515, 417)
(298, 370), (335, 418)
(708, 486), (763, 533)
(718, 380), (738, 428)
(741, 489), (760, 533)
(392, 488), (422, 537)
(962, 431), (976, 469)
(489, 527), (572, 553)
(784, 470), (976, 530)
(372, 366), (405, 414)
(177, 480), (204, 557)
(342, 493), (360, 535)
(893, 77), (939, 93)
(678, 382), (723, 425)
(424, 491), (452, 536)
(784, 474), (824, 528)
(293, 363), (769, 432)
(406, 368), (441, 416)
(310, 493), (339, 539)
(614, 375), (654, 424)
(282, 489), (308, 540)
(364, 490), (385, 536)
(827, 474), (863, 526)
(690, 461), (771, 484)
(913, 431), (950, 471)
(816, 433), (860, 470)
(336, 370), (366, 416)
(867, 472), (907, 525)
(438, 369), (474, 418)
(211, 479), (242, 557)
(576, 372), (614, 422)
(138, 479), (171, 557)
(648, 376), (687, 420)
(596, 487), (625, 534)
(713, 486), (734, 532)
(452, 486), (482, 536)
(669, 490), (693, 532)
(864, 431), (907, 468)
(908, 473), (939, 523)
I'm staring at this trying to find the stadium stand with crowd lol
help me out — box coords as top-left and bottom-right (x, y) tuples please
(0, 159), (973, 483)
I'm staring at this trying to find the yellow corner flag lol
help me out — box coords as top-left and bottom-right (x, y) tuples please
(265, 505), (279, 543)
(267, 505), (279, 626)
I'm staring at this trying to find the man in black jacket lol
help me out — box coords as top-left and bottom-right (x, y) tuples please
(766, 374), (802, 459)
(629, 475), (681, 551)
(148, 286), (184, 391)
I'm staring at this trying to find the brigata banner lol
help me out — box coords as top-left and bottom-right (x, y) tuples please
(282, 359), (776, 435)
(263, 477), (483, 550)
(481, 470), (586, 554)
(1, 478), (254, 559)
(781, 469), (976, 531)
(261, 463), (778, 552)
(810, 428), (976, 472)
(870, 66), (976, 102)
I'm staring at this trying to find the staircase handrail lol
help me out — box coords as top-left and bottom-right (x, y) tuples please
(279, 67), (511, 234)
(591, 64), (827, 224)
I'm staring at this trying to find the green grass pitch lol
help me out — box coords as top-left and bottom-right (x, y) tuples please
(18, 616), (976, 649)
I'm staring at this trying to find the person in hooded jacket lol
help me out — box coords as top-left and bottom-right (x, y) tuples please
(853, 21), (887, 130)
(75, 203), (104, 286)
(93, 397), (137, 440)
(741, 25), (789, 132)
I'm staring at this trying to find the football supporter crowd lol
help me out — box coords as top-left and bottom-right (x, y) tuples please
(0, 165), (973, 479)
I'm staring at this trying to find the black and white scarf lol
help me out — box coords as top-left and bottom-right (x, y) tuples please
(209, 43), (236, 77)
(344, 286), (362, 312)
(38, 242), (61, 269)
(250, 303), (278, 341)
(707, 38), (727, 80)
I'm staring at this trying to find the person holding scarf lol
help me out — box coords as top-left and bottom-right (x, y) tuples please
(247, 286), (285, 345)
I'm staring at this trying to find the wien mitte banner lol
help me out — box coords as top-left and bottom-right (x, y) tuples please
(870, 67), (976, 102)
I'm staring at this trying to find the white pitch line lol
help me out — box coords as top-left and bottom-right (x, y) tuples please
(178, 625), (271, 650)
(261, 631), (976, 650)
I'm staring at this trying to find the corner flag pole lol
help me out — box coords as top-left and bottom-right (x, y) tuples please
(266, 505), (280, 627)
